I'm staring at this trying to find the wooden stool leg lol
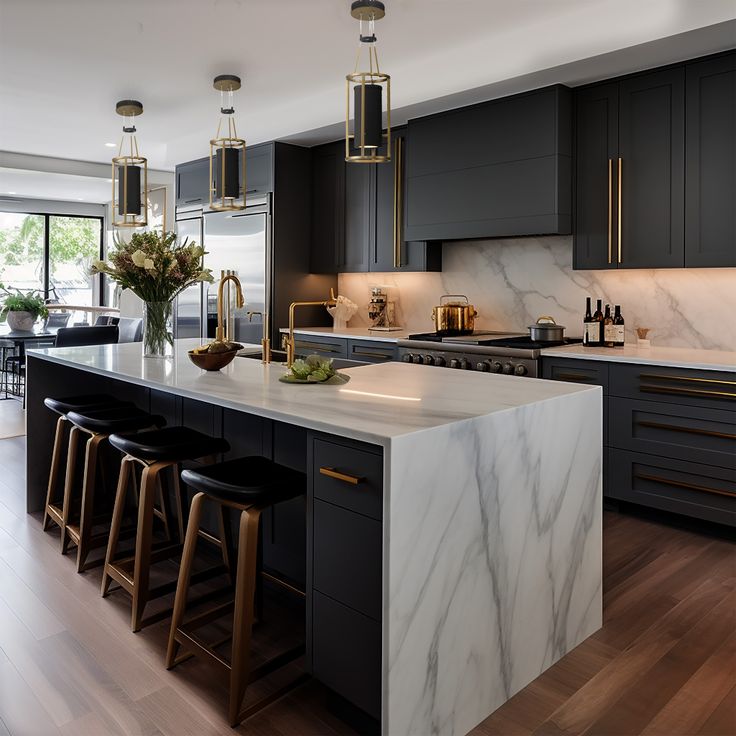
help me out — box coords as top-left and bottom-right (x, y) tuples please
(166, 491), (206, 669)
(229, 506), (262, 726)
(171, 465), (185, 543)
(131, 461), (166, 632)
(60, 426), (81, 554)
(75, 432), (105, 573)
(219, 504), (235, 585)
(101, 456), (132, 597)
(43, 416), (66, 531)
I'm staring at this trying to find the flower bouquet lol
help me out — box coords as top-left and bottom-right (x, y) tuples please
(92, 231), (213, 357)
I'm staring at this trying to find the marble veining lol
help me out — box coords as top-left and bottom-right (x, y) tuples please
(386, 389), (602, 735)
(339, 236), (736, 352)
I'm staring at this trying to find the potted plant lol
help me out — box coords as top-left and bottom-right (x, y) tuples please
(92, 231), (213, 358)
(0, 283), (49, 331)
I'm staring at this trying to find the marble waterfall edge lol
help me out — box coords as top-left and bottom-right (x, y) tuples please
(386, 388), (603, 736)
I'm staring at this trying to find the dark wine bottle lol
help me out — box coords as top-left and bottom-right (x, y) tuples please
(613, 305), (625, 348)
(603, 304), (615, 347)
(590, 299), (603, 346)
(583, 297), (593, 346)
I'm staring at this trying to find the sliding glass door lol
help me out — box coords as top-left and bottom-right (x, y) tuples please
(0, 212), (45, 294)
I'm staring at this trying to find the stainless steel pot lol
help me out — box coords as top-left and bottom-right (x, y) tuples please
(431, 295), (478, 336)
(528, 316), (566, 342)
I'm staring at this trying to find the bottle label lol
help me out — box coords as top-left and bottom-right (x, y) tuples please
(604, 323), (617, 343)
(615, 324), (625, 345)
(585, 323), (599, 344)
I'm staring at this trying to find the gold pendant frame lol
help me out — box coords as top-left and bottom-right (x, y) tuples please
(209, 111), (246, 211)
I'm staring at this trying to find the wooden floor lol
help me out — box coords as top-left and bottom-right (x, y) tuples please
(0, 434), (733, 736)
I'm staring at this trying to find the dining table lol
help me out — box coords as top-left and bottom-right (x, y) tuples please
(0, 327), (59, 399)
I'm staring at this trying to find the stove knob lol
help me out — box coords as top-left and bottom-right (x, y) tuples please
(449, 358), (460, 369)
(412, 354), (424, 364)
(422, 355), (434, 365)
(502, 362), (514, 375)
(489, 361), (502, 373)
(476, 361), (490, 372)
(434, 356), (446, 367)
(514, 364), (528, 376)
(402, 353), (414, 363)
(460, 358), (471, 370)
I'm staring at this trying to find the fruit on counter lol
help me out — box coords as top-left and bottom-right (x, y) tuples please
(191, 340), (244, 355)
(288, 355), (336, 383)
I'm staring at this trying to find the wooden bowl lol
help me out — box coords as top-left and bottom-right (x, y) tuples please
(187, 348), (238, 371)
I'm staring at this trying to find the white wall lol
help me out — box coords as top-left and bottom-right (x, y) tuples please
(338, 236), (736, 351)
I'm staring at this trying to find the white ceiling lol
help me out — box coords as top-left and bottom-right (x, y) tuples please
(0, 168), (111, 203)
(1, 0), (735, 172)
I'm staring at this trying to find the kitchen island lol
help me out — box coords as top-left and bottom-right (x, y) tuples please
(25, 339), (602, 736)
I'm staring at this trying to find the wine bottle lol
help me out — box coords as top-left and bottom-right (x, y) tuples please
(583, 297), (593, 346)
(590, 299), (603, 346)
(603, 304), (615, 347)
(613, 305), (625, 348)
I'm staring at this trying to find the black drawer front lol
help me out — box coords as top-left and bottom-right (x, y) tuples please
(294, 336), (348, 359)
(542, 358), (609, 395)
(610, 397), (736, 469)
(313, 500), (382, 620)
(608, 449), (735, 526)
(313, 439), (383, 520)
(610, 364), (736, 409)
(312, 591), (381, 719)
(347, 339), (397, 364)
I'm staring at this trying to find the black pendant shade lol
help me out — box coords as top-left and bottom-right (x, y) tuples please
(354, 83), (383, 149)
(215, 147), (241, 199)
(117, 164), (142, 216)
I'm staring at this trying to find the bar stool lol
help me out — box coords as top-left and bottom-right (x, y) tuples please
(42, 394), (133, 539)
(63, 405), (166, 571)
(166, 456), (307, 726)
(103, 427), (230, 632)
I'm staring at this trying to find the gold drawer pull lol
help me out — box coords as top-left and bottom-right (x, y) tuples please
(639, 373), (736, 387)
(555, 372), (594, 382)
(634, 472), (735, 499)
(351, 349), (392, 360)
(319, 466), (364, 485)
(640, 385), (736, 401)
(636, 420), (736, 441)
(607, 158), (613, 265)
(295, 341), (342, 354)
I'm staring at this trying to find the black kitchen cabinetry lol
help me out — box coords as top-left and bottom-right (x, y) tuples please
(404, 85), (572, 242)
(574, 68), (685, 269)
(685, 52), (736, 267)
(307, 434), (383, 720)
(311, 130), (441, 274)
(542, 357), (735, 526)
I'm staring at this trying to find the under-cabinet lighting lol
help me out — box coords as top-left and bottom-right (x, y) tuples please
(339, 388), (421, 402)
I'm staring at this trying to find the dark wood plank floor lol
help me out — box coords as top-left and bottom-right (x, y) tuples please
(0, 434), (733, 736)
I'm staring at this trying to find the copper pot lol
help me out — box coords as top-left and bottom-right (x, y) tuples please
(431, 295), (478, 336)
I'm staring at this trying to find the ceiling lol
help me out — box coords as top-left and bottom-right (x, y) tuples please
(0, 168), (112, 203)
(1, 0), (735, 172)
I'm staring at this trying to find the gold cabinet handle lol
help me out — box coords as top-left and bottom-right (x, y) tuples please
(635, 420), (736, 441)
(617, 157), (622, 264)
(295, 341), (342, 354)
(351, 349), (392, 360)
(634, 472), (735, 499)
(607, 158), (613, 265)
(640, 385), (736, 401)
(319, 466), (364, 485)
(393, 136), (404, 269)
(639, 373), (736, 387)
(555, 372), (594, 382)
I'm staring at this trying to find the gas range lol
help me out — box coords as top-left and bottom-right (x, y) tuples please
(397, 331), (582, 378)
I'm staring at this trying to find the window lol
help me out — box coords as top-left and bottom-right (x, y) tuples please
(0, 211), (103, 306)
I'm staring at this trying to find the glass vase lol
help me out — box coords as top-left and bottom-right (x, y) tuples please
(143, 300), (174, 358)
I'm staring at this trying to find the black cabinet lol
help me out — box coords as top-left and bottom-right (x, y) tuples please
(245, 142), (275, 196)
(685, 53), (736, 267)
(311, 131), (441, 274)
(175, 157), (210, 208)
(574, 68), (685, 269)
(290, 335), (348, 360)
(347, 339), (397, 364)
(405, 85), (572, 242)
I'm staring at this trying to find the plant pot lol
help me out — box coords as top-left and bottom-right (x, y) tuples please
(6, 311), (35, 331)
(143, 301), (174, 358)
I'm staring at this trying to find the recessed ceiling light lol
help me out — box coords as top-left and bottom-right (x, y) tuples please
(104, 142), (116, 147)
(6, 191), (16, 194)
(76, 197), (84, 201)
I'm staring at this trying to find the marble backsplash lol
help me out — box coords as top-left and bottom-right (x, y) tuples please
(338, 236), (736, 351)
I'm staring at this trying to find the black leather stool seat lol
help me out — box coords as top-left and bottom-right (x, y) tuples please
(109, 426), (230, 463)
(66, 406), (166, 435)
(181, 456), (306, 504)
(44, 393), (131, 416)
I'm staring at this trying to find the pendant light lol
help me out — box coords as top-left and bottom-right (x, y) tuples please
(345, 0), (391, 163)
(112, 100), (148, 228)
(209, 74), (246, 211)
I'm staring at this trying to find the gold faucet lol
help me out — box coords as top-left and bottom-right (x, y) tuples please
(215, 271), (244, 343)
(286, 288), (337, 367)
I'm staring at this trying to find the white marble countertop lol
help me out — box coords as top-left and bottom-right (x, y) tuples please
(27, 338), (596, 446)
(278, 326), (412, 343)
(541, 343), (736, 372)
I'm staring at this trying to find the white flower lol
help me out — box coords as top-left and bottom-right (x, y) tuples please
(144, 258), (155, 270)
(131, 250), (147, 268)
(91, 259), (108, 273)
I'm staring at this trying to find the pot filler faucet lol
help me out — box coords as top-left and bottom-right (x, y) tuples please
(285, 288), (337, 368)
